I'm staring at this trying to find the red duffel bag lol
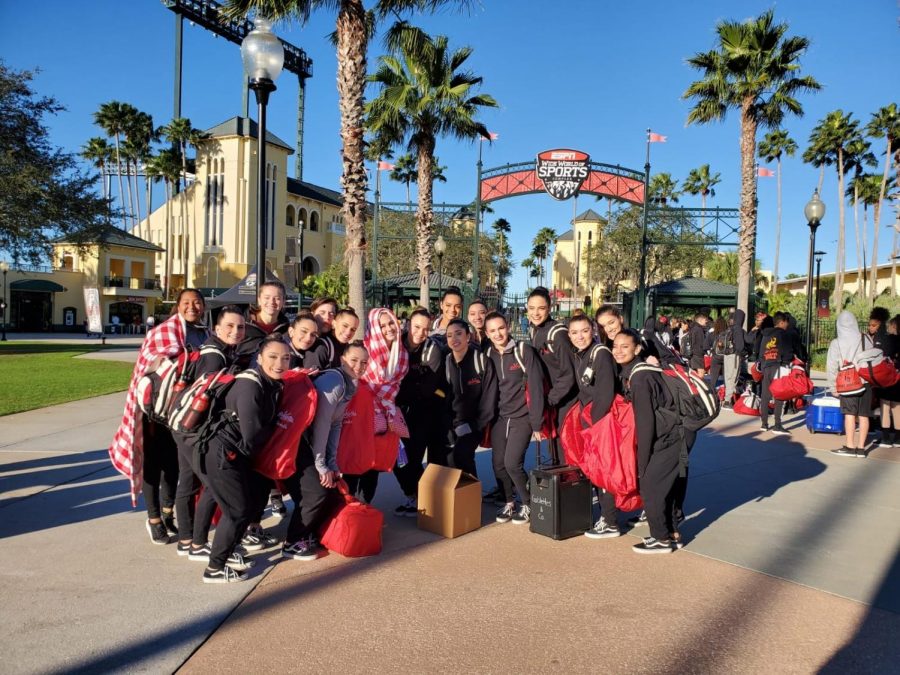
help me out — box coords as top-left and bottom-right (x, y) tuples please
(319, 480), (383, 557)
(749, 361), (763, 383)
(704, 355), (712, 370)
(769, 361), (814, 401)
(857, 349), (900, 388)
(559, 402), (586, 466)
(734, 392), (761, 417)
(372, 431), (401, 472)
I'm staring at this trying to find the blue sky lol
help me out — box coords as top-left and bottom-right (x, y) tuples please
(2, 0), (898, 293)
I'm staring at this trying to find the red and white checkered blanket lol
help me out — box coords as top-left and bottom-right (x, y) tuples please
(363, 308), (409, 437)
(108, 314), (186, 505)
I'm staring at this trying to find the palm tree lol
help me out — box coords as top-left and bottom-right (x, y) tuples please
(757, 130), (797, 294)
(532, 226), (557, 287)
(854, 173), (884, 299)
(683, 165), (721, 211)
(805, 110), (861, 309)
(94, 101), (136, 230)
(683, 9), (821, 319)
(843, 138), (876, 297)
(492, 217), (512, 298)
(865, 104), (900, 298)
(388, 153), (417, 204)
(648, 173), (680, 205)
(161, 117), (208, 287)
(145, 149), (182, 298)
(225, 2), (472, 322)
(81, 137), (113, 204)
(521, 255), (541, 285)
(366, 29), (498, 304)
(123, 110), (156, 238)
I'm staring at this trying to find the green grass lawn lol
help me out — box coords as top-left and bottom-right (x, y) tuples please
(0, 349), (134, 416)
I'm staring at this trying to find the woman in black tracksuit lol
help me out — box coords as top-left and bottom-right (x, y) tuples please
(393, 309), (449, 516)
(484, 312), (545, 526)
(194, 335), (288, 583)
(567, 314), (623, 539)
(527, 287), (578, 465)
(445, 319), (498, 478)
(613, 329), (683, 555)
(173, 305), (244, 558)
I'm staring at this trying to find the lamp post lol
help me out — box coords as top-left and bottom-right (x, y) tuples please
(0, 261), (8, 341)
(804, 190), (826, 368)
(241, 17), (284, 288)
(814, 249), (826, 349)
(434, 235), (447, 301)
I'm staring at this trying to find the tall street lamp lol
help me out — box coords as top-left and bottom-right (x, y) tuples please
(1, 261), (8, 341)
(297, 218), (305, 301)
(241, 17), (284, 287)
(804, 190), (826, 367)
(434, 235), (447, 302)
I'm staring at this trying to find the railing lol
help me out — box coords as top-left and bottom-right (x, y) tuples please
(103, 276), (161, 291)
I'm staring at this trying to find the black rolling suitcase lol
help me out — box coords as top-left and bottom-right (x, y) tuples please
(529, 444), (592, 540)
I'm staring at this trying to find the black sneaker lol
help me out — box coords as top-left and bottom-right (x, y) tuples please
(495, 502), (515, 524)
(627, 511), (647, 526)
(393, 497), (417, 517)
(270, 494), (287, 520)
(855, 448), (868, 459)
(770, 425), (791, 436)
(584, 518), (621, 539)
(202, 566), (248, 584)
(722, 402), (733, 410)
(161, 512), (178, 537)
(176, 541), (192, 557)
(146, 519), (169, 545)
(188, 543), (212, 562)
(226, 551), (255, 571)
(671, 532), (685, 549)
(282, 538), (320, 561)
(242, 527), (278, 551)
(511, 504), (531, 525)
(759, 423), (769, 432)
(632, 537), (676, 554)
(831, 446), (856, 457)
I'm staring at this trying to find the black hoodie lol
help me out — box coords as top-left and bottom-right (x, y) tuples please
(288, 337), (332, 371)
(619, 358), (681, 476)
(236, 311), (290, 368)
(486, 340), (545, 432)
(398, 335), (446, 413)
(573, 342), (617, 424)
(214, 367), (283, 458)
(445, 346), (498, 434)
(529, 318), (578, 408)
(641, 317), (683, 368)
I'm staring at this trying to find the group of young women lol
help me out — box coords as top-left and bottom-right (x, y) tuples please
(116, 284), (694, 584)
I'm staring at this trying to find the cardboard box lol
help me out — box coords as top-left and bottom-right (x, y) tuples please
(417, 464), (482, 538)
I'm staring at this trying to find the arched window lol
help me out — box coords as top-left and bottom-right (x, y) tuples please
(286, 204), (295, 229)
(298, 208), (308, 231)
(310, 211), (319, 232)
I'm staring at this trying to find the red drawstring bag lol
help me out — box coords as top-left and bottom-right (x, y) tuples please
(836, 361), (866, 395)
(733, 392), (761, 417)
(253, 370), (318, 480)
(576, 396), (643, 512)
(336, 386), (377, 475)
(318, 480), (383, 557)
(372, 431), (401, 472)
(704, 355), (712, 370)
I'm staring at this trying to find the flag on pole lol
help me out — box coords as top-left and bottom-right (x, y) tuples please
(480, 132), (499, 141)
(377, 160), (395, 171)
(648, 132), (667, 143)
(757, 167), (775, 177)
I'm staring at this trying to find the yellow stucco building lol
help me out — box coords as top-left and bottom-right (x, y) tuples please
(551, 208), (610, 307)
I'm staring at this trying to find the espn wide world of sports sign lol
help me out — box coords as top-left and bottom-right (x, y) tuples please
(479, 149), (646, 205)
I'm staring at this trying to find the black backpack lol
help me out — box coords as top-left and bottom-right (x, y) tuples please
(713, 329), (735, 357)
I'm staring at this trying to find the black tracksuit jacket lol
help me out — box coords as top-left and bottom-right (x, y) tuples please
(619, 359), (681, 476)
(758, 326), (795, 367)
(196, 335), (235, 376)
(530, 318), (578, 408)
(446, 347), (498, 434)
(288, 337), (332, 371)
(397, 336), (447, 421)
(235, 312), (290, 368)
(486, 340), (545, 432)
(573, 343), (617, 424)
(214, 368), (282, 458)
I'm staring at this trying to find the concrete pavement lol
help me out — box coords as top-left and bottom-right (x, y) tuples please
(1, 386), (898, 673)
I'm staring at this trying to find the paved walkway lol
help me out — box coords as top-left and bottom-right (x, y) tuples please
(1, 383), (898, 673)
